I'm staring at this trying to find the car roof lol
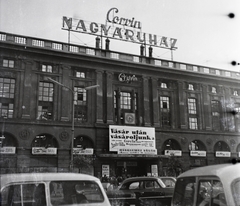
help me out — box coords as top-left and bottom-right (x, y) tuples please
(122, 176), (161, 183)
(1, 173), (100, 187)
(178, 163), (240, 180)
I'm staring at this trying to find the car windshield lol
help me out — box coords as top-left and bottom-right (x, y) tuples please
(50, 180), (104, 205)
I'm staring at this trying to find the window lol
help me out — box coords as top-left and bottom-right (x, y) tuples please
(120, 92), (131, 109)
(212, 87), (217, 93)
(188, 98), (198, 129)
(233, 90), (238, 96)
(197, 180), (225, 206)
(161, 83), (167, 88)
(114, 90), (138, 125)
(41, 64), (52, 73)
(160, 96), (171, 127)
(74, 87), (87, 122)
(172, 177), (196, 206)
(189, 118), (198, 130)
(50, 181), (104, 205)
(37, 82), (53, 120)
(188, 84), (194, 91)
(211, 100), (221, 131)
(3, 59), (14, 68)
(233, 179), (240, 206)
(0, 78), (15, 118)
(1, 183), (46, 206)
(75, 72), (85, 78)
(188, 98), (197, 114)
(145, 180), (160, 189)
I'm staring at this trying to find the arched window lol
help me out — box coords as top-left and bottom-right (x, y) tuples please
(214, 141), (230, 152)
(188, 140), (206, 151)
(74, 135), (94, 149)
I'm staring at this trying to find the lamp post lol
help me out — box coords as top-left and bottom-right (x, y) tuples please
(47, 77), (99, 172)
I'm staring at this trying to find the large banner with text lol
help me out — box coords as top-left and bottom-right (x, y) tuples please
(109, 125), (156, 155)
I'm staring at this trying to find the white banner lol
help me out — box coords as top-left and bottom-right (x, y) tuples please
(0, 147), (16, 154)
(109, 125), (156, 153)
(215, 151), (231, 157)
(73, 148), (93, 155)
(190, 150), (206, 157)
(164, 150), (182, 156)
(32, 147), (57, 155)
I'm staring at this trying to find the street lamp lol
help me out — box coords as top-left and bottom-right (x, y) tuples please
(47, 77), (99, 172)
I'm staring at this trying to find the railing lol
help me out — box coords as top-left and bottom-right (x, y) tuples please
(1, 32), (240, 79)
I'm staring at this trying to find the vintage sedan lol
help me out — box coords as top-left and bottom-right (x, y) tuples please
(171, 163), (240, 206)
(107, 176), (175, 206)
(0, 172), (111, 206)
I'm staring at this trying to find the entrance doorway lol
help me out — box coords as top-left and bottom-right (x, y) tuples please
(116, 160), (148, 178)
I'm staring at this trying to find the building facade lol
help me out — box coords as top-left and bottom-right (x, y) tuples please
(0, 32), (240, 177)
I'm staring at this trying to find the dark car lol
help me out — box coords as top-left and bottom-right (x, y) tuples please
(107, 176), (175, 206)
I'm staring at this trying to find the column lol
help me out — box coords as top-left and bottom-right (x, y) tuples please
(202, 85), (211, 130)
(106, 71), (114, 124)
(96, 70), (104, 124)
(21, 61), (33, 119)
(143, 76), (151, 126)
(151, 77), (160, 127)
(60, 65), (71, 121)
(178, 81), (187, 129)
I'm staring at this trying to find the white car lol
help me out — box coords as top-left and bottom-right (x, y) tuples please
(0, 172), (111, 206)
(171, 163), (240, 206)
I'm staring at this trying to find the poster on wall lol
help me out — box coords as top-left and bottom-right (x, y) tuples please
(109, 125), (156, 153)
(102, 165), (110, 177)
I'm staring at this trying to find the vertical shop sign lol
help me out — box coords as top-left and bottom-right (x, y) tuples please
(102, 165), (110, 177)
(151, 165), (158, 176)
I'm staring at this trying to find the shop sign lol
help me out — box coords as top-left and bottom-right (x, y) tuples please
(151, 165), (158, 177)
(0, 147), (16, 154)
(164, 150), (182, 156)
(32, 147), (57, 155)
(73, 148), (93, 155)
(109, 125), (156, 153)
(118, 148), (157, 155)
(62, 8), (177, 50)
(102, 165), (110, 177)
(190, 150), (206, 157)
(215, 151), (231, 157)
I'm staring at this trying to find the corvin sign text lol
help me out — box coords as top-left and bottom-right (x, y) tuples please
(62, 8), (177, 50)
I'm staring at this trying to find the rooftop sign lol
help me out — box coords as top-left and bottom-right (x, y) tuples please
(62, 8), (177, 50)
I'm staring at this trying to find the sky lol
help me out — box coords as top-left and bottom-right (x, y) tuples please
(0, 0), (240, 71)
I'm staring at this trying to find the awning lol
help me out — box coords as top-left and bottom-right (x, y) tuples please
(97, 154), (169, 159)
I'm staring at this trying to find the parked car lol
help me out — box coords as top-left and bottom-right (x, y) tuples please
(171, 163), (240, 206)
(0, 172), (111, 206)
(107, 176), (175, 206)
